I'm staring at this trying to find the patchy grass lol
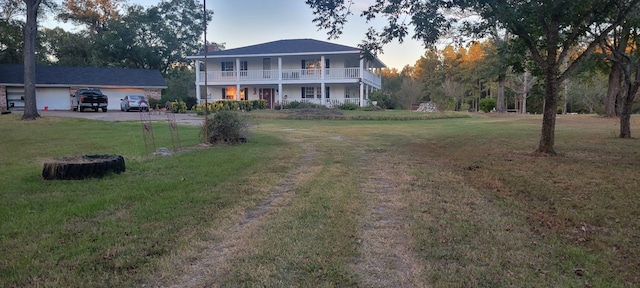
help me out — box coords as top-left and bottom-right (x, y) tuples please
(0, 114), (299, 287)
(1, 112), (638, 287)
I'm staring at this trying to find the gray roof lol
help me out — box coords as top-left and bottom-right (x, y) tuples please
(189, 38), (385, 68)
(194, 39), (360, 57)
(0, 64), (167, 88)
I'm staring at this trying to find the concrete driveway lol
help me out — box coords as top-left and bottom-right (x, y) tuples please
(35, 110), (205, 126)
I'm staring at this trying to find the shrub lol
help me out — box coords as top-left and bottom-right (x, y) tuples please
(479, 98), (497, 113)
(171, 100), (188, 113)
(200, 110), (250, 144)
(184, 96), (198, 110)
(148, 97), (164, 110)
(361, 104), (380, 111)
(337, 103), (359, 110)
(195, 100), (267, 115)
(370, 91), (395, 109)
(280, 101), (323, 109)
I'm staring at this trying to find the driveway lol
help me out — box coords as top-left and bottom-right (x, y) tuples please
(35, 110), (205, 126)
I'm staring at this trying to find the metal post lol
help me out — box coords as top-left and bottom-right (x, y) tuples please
(203, 0), (209, 143)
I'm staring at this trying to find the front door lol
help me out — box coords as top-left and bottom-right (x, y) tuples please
(259, 88), (273, 109)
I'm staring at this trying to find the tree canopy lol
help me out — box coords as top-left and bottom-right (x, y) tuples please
(307, 0), (640, 154)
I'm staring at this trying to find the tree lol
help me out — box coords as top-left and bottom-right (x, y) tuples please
(1, 0), (50, 64)
(307, 0), (640, 155)
(507, 69), (537, 114)
(51, 0), (212, 76)
(600, 19), (640, 138)
(21, 0), (41, 120)
(58, 0), (123, 34)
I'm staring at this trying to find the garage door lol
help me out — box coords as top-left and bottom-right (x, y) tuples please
(37, 87), (72, 110)
(100, 88), (146, 111)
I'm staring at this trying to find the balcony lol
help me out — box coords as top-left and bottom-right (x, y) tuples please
(197, 68), (381, 87)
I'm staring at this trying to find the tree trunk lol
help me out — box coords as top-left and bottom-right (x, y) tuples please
(620, 63), (639, 138)
(496, 74), (505, 112)
(562, 79), (568, 114)
(605, 64), (622, 117)
(21, 0), (42, 121)
(521, 71), (530, 114)
(537, 67), (559, 155)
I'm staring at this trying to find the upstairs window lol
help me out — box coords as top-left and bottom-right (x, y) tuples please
(221, 61), (234, 77)
(240, 61), (248, 76)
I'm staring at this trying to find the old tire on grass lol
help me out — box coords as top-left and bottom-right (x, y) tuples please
(42, 154), (125, 180)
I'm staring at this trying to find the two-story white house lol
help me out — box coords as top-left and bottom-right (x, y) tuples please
(187, 39), (385, 108)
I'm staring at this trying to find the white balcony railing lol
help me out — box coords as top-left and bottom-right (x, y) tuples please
(198, 67), (380, 86)
(279, 98), (363, 107)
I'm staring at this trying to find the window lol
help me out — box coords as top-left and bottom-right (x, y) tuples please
(325, 87), (330, 98)
(303, 87), (315, 99)
(263, 58), (271, 78)
(302, 59), (321, 75)
(240, 61), (248, 77)
(221, 61), (234, 77)
(325, 59), (330, 75)
(345, 87), (352, 98)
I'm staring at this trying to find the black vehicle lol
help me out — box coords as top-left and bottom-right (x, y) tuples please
(71, 88), (108, 112)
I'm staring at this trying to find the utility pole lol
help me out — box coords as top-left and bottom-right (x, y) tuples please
(203, 0), (209, 143)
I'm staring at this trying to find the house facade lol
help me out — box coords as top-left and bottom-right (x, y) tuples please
(187, 39), (385, 108)
(0, 65), (167, 111)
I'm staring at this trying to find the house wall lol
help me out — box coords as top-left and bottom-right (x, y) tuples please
(204, 84), (363, 103)
(144, 89), (161, 100)
(208, 56), (358, 72)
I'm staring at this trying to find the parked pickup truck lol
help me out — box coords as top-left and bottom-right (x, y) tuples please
(72, 88), (108, 112)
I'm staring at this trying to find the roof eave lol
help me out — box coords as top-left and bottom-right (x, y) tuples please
(187, 50), (362, 60)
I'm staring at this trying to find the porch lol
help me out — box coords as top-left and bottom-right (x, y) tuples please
(197, 68), (381, 87)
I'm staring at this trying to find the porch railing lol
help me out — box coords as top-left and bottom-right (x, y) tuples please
(277, 98), (362, 107)
(198, 68), (379, 85)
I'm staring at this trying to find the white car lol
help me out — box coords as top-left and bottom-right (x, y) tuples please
(120, 95), (149, 112)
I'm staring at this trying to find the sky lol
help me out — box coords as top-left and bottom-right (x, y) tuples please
(42, 0), (427, 70)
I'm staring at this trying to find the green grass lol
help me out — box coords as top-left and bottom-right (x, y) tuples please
(0, 114), (299, 286)
(1, 112), (638, 287)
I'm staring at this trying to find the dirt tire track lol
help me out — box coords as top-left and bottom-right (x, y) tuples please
(351, 148), (429, 288)
(151, 138), (319, 288)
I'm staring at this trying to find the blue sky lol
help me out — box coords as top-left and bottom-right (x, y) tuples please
(43, 0), (426, 69)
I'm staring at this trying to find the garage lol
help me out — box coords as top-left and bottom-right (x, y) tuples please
(100, 88), (146, 111)
(0, 64), (166, 112)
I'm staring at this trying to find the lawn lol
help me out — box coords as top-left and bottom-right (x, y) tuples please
(0, 111), (638, 287)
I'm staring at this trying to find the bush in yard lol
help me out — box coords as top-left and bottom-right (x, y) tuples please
(370, 90), (396, 109)
(362, 104), (380, 111)
(337, 102), (358, 110)
(201, 111), (250, 144)
(479, 98), (497, 113)
(171, 100), (188, 113)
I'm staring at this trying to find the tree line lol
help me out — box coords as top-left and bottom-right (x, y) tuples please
(1, 0), (215, 118)
(308, 0), (640, 154)
(378, 41), (631, 116)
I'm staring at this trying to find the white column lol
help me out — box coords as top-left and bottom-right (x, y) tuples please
(278, 57), (283, 104)
(195, 60), (201, 82)
(196, 84), (201, 104)
(321, 56), (325, 106)
(195, 60), (201, 104)
(236, 58), (241, 100)
(359, 58), (365, 107)
(321, 82), (326, 106)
